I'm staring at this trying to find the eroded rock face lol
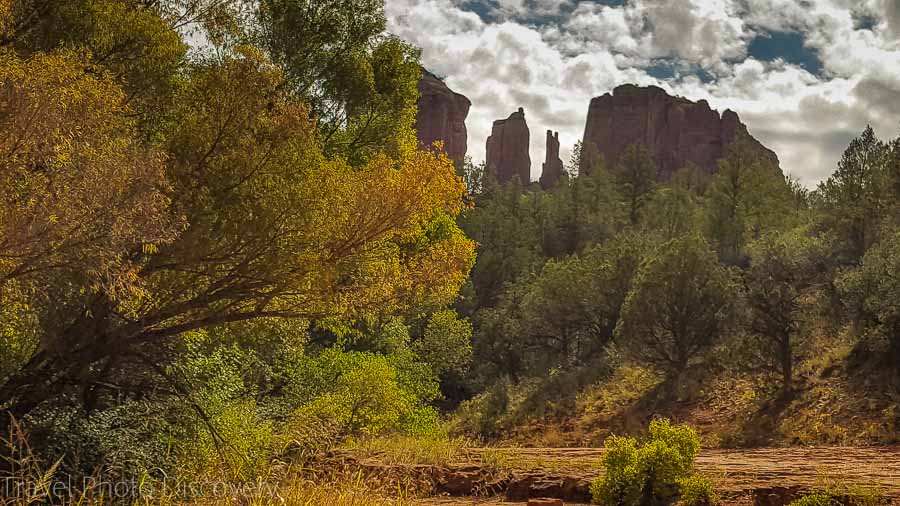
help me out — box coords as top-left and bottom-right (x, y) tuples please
(582, 84), (779, 179)
(486, 107), (531, 184)
(415, 69), (471, 166)
(540, 130), (564, 189)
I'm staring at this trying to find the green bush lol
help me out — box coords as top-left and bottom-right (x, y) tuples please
(789, 493), (836, 506)
(788, 482), (889, 506)
(677, 474), (718, 506)
(590, 418), (709, 506)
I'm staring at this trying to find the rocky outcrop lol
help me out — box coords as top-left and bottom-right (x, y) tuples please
(582, 84), (779, 179)
(486, 107), (531, 184)
(415, 69), (471, 166)
(540, 130), (564, 189)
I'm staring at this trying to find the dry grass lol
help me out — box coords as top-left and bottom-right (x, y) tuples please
(347, 436), (474, 467)
(0, 417), (412, 506)
(0, 468), (412, 506)
(343, 436), (517, 473)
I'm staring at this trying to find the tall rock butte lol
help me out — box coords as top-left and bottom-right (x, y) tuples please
(486, 108), (531, 184)
(540, 130), (564, 189)
(582, 84), (779, 179)
(414, 69), (471, 166)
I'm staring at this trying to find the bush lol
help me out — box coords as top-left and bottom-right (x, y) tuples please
(677, 474), (718, 506)
(788, 478), (889, 506)
(789, 494), (836, 506)
(590, 419), (709, 506)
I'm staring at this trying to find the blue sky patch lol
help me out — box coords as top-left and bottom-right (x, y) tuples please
(747, 30), (824, 75)
(459, 0), (626, 23)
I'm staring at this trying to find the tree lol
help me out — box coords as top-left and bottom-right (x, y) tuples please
(0, 47), (475, 421)
(743, 230), (828, 393)
(516, 256), (606, 366)
(518, 232), (646, 367)
(470, 232), (646, 379)
(613, 144), (657, 226)
(3, 0), (189, 121)
(705, 131), (792, 265)
(816, 126), (889, 262)
(642, 187), (701, 241)
(836, 230), (900, 369)
(255, 0), (421, 164)
(0, 48), (178, 296)
(616, 234), (737, 376)
(459, 156), (485, 197)
(414, 310), (473, 377)
(539, 142), (621, 254)
(459, 181), (543, 307)
(886, 135), (900, 222)
(293, 346), (441, 439)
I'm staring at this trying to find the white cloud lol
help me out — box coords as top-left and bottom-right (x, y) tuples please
(387, 0), (900, 187)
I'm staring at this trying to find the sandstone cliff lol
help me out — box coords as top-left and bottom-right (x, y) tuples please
(582, 84), (779, 179)
(540, 130), (564, 189)
(415, 69), (471, 166)
(486, 108), (531, 184)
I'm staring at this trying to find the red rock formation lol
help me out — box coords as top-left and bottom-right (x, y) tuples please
(486, 107), (531, 184)
(582, 84), (779, 179)
(540, 130), (564, 189)
(415, 69), (471, 166)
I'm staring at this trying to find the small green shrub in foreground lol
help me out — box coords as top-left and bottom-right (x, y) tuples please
(788, 481), (889, 506)
(677, 474), (719, 506)
(789, 494), (836, 506)
(591, 418), (714, 506)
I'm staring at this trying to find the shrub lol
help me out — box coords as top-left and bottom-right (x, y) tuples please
(286, 346), (443, 445)
(789, 493), (836, 506)
(590, 419), (708, 506)
(677, 474), (719, 506)
(791, 476), (890, 506)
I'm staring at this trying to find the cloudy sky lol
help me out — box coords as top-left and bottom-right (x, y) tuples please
(385, 0), (900, 186)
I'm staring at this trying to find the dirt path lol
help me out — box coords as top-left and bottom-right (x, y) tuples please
(413, 446), (900, 504)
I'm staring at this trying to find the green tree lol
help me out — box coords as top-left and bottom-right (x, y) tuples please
(836, 230), (900, 368)
(470, 232), (646, 379)
(3, 0), (189, 121)
(705, 131), (793, 265)
(294, 347), (440, 438)
(516, 256), (607, 366)
(642, 187), (701, 241)
(256, 0), (421, 164)
(538, 142), (621, 254)
(414, 310), (473, 377)
(886, 135), (900, 222)
(614, 144), (657, 226)
(816, 126), (889, 262)
(459, 181), (543, 307)
(743, 230), (828, 393)
(470, 286), (528, 383)
(616, 235), (737, 376)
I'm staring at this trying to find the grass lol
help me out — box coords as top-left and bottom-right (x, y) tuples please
(347, 435), (474, 467)
(185, 475), (412, 506)
(0, 417), (413, 506)
(345, 435), (520, 472)
(0, 467), (413, 506)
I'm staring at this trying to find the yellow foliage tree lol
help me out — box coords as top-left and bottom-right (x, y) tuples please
(0, 46), (475, 419)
